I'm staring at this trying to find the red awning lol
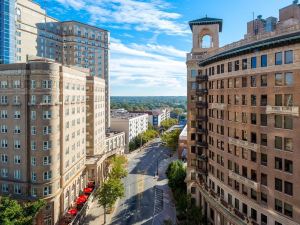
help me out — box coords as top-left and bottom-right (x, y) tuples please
(67, 209), (78, 215)
(87, 181), (95, 188)
(84, 187), (93, 193)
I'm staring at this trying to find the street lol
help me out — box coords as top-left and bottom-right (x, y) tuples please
(110, 139), (176, 225)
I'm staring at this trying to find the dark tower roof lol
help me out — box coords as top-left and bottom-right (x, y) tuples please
(189, 17), (223, 32)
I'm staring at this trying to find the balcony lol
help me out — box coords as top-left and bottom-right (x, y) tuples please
(197, 184), (248, 225)
(197, 128), (207, 134)
(266, 105), (299, 116)
(228, 171), (259, 191)
(197, 141), (208, 148)
(12, 102), (21, 106)
(210, 103), (227, 110)
(196, 75), (208, 82)
(0, 102), (8, 106)
(228, 137), (259, 152)
(186, 52), (207, 61)
(196, 101), (208, 108)
(197, 154), (208, 161)
(196, 88), (208, 95)
(196, 116), (208, 122)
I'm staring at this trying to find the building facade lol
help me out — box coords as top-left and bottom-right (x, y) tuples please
(3, 0), (111, 129)
(110, 112), (148, 149)
(186, 2), (300, 225)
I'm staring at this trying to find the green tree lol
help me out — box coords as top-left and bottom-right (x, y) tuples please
(161, 129), (181, 151)
(0, 197), (46, 225)
(166, 160), (186, 191)
(109, 155), (128, 179)
(96, 178), (125, 224)
(161, 118), (178, 130)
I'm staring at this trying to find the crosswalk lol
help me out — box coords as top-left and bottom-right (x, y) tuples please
(154, 186), (164, 215)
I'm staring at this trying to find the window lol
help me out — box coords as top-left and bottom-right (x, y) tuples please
(242, 58), (247, 70)
(0, 81), (8, 88)
(13, 80), (21, 88)
(31, 157), (36, 166)
(43, 171), (52, 180)
(275, 73), (293, 86)
(234, 60), (239, 71)
(1, 154), (8, 163)
(251, 208), (257, 221)
(43, 186), (52, 196)
(31, 126), (36, 135)
(228, 62), (232, 72)
(284, 181), (293, 196)
(0, 96), (8, 104)
(43, 156), (52, 165)
(242, 77), (247, 87)
(284, 203), (293, 218)
(251, 113), (256, 124)
(275, 157), (282, 170)
(275, 178), (282, 192)
(31, 141), (36, 150)
(284, 50), (293, 64)
(284, 159), (293, 174)
(14, 111), (21, 119)
(275, 199), (283, 213)
(14, 184), (21, 194)
(0, 139), (8, 148)
(31, 111), (36, 120)
(14, 170), (21, 179)
(261, 153), (267, 166)
(275, 115), (293, 129)
(260, 74), (267, 87)
(261, 173), (267, 186)
(260, 114), (267, 126)
(43, 111), (52, 119)
(261, 54), (267, 67)
(261, 214), (268, 225)
(250, 76), (256, 87)
(261, 192), (268, 204)
(1, 125), (7, 133)
(43, 141), (52, 150)
(30, 95), (36, 104)
(14, 140), (21, 149)
(191, 82), (197, 90)
(31, 172), (36, 182)
(42, 80), (52, 89)
(2, 183), (8, 193)
(251, 57), (257, 68)
(251, 95), (256, 106)
(14, 155), (21, 164)
(191, 70), (197, 78)
(30, 80), (36, 89)
(260, 95), (267, 106)
(275, 52), (282, 65)
(0, 110), (8, 119)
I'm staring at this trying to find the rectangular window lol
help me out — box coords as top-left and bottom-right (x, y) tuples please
(260, 114), (267, 126)
(251, 76), (256, 87)
(275, 73), (283, 86)
(261, 134), (267, 146)
(275, 198), (282, 213)
(191, 70), (197, 78)
(261, 214), (268, 225)
(275, 52), (282, 65)
(260, 74), (267, 87)
(242, 77), (247, 87)
(251, 57), (257, 68)
(242, 58), (247, 70)
(261, 173), (267, 186)
(251, 95), (256, 106)
(284, 159), (293, 174)
(228, 62), (232, 72)
(260, 95), (267, 106)
(285, 72), (293, 86)
(284, 203), (293, 218)
(275, 178), (282, 192)
(261, 54), (267, 67)
(275, 136), (282, 150)
(284, 181), (293, 196)
(234, 60), (239, 71)
(275, 157), (282, 170)
(284, 50), (293, 64)
(251, 113), (256, 124)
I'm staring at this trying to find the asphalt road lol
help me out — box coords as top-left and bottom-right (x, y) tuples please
(110, 139), (171, 225)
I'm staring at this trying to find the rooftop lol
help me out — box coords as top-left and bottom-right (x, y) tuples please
(179, 125), (187, 140)
(189, 17), (223, 32)
(111, 112), (148, 120)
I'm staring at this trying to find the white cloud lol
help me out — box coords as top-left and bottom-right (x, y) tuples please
(109, 38), (187, 95)
(52, 0), (190, 35)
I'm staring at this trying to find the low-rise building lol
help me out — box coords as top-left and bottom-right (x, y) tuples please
(110, 111), (148, 150)
(130, 108), (171, 127)
(178, 125), (187, 161)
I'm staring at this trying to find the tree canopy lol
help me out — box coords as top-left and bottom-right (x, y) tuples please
(161, 129), (181, 151)
(160, 118), (178, 130)
(0, 197), (46, 225)
(129, 129), (159, 151)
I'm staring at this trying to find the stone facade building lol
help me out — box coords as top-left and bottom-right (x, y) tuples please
(186, 2), (300, 225)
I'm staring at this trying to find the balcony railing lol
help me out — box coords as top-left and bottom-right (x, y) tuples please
(197, 154), (208, 161)
(228, 137), (259, 152)
(210, 103), (227, 110)
(197, 128), (207, 134)
(196, 101), (208, 108)
(196, 116), (208, 122)
(228, 171), (259, 191)
(196, 75), (208, 82)
(196, 88), (208, 95)
(186, 52), (207, 61)
(197, 141), (208, 148)
(266, 105), (299, 116)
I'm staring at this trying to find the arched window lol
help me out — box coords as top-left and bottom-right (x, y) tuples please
(200, 35), (213, 48)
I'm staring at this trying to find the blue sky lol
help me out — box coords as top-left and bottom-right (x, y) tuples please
(36, 0), (292, 96)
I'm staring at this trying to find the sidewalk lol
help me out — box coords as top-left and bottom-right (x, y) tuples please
(83, 198), (118, 225)
(152, 154), (177, 225)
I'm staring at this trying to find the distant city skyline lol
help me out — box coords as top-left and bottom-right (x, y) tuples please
(36, 0), (292, 96)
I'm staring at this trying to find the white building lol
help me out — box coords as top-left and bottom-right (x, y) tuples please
(110, 112), (148, 150)
(148, 108), (171, 127)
